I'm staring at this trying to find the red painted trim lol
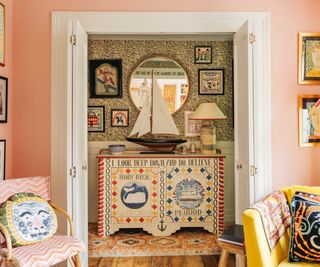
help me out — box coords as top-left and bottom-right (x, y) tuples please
(97, 157), (105, 237)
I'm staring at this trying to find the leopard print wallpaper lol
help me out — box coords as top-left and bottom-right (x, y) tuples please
(88, 39), (234, 142)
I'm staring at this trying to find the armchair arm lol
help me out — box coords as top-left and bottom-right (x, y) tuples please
(48, 200), (74, 237)
(0, 223), (13, 261)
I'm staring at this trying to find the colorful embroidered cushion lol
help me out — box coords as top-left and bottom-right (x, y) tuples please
(0, 193), (58, 247)
(289, 191), (320, 262)
(252, 190), (291, 250)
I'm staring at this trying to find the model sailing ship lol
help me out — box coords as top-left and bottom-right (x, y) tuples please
(126, 76), (186, 152)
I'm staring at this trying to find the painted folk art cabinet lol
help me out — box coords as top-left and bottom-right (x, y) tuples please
(97, 153), (225, 237)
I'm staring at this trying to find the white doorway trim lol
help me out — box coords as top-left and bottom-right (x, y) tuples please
(51, 10), (271, 262)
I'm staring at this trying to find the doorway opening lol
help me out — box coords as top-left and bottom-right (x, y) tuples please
(87, 33), (235, 259)
(51, 12), (271, 266)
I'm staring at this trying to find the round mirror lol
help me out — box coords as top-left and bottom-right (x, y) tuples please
(129, 56), (189, 114)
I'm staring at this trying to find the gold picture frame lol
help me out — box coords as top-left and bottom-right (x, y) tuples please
(0, 3), (4, 66)
(298, 33), (320, 85)
(298, 94), (320, 147)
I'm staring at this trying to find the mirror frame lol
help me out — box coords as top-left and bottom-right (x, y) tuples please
(128, 55), (190, 114)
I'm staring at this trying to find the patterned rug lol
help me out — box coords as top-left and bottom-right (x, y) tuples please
(89, 223), (221, 257)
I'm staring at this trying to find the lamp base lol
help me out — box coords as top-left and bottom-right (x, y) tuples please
(200, 121), (216, 155)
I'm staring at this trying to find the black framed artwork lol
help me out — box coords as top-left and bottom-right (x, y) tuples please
(110, 109), (129, 127)
(89, 59), (122, 98)
(198, 69), (224, 95)
(194, 46), (212, 64)
(88, 106), (105, 132)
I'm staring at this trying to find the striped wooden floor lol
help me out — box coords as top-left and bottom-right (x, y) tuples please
(89, 255), (235, 267)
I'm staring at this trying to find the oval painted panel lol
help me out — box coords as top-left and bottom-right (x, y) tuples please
(120, 182), (148, 209)
(174, 179), (204, 209)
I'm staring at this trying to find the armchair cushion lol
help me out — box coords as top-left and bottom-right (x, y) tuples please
(0, 235), (85, 267)
(0, 193), (58, 247)
(288, 191), (320, 263)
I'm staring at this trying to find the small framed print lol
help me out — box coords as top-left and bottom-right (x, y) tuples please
(194, 46), (212, 64)
(89, 59), (122, 98)
(0, 139), (5, 180)
(298, 33), (320, 85)
(198, 69), (224, 95)
(88, 106), (105, 132)
(0, 76), (8, 123)
(298, 95), (320, 147)
(184, 111), (202, 137)
(111, 109), (129, 127)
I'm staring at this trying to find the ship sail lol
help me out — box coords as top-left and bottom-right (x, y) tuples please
(129, 95), (151, 137)
(129, 75), (180, 137)
(152, 76), (180, 135)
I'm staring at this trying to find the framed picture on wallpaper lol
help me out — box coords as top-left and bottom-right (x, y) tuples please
(0, 3), (4, 66)
(111, 109), (129, 127)
(298, 33), (320, 84)
(89, 59), (122, 98)
(184, 111), (202, 137)
(0, 76), (8, 122)
(0, 139), (5, 180)
(88, 106), (105, 132)
(198, 69), (224, 95)
(194, 46), (212, 64)
(298, 95), (320, 147)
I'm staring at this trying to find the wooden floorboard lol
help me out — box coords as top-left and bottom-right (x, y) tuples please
(89, 255), (235, 267)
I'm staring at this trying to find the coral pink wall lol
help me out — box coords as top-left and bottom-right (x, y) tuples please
(12, 0), (320, 187)
(0, 0), (13, 178)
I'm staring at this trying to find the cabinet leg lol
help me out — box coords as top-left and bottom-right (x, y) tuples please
(218, 249), (229, 267)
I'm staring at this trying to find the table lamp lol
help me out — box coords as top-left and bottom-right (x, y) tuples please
(191, 103), (226, 154)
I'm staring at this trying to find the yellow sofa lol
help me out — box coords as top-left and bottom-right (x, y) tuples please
(243, 185), (320, 267)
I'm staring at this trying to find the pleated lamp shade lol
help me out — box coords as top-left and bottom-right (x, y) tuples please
(191, 103), (226, 120)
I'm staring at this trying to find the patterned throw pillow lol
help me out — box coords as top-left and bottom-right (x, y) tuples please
(0, 193), (58, 247)
(289, 191), (320, 262)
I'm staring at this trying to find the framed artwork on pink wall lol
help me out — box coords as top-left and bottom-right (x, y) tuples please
(0, 139), (5, 180)
(0, 76), (7, 123)
(0, 3), (4, 66)
(298, 95), (320, 147)
(298, 33), (320, 85)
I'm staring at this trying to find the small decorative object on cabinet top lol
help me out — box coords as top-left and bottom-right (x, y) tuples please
(89, 59), (122, 98)
(298, 94), (320, 147)
(298, 33), (320, 85)
(108, 144), (126, 155)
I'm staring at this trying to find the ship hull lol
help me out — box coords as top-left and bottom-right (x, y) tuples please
(126, 137), (187, 152)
